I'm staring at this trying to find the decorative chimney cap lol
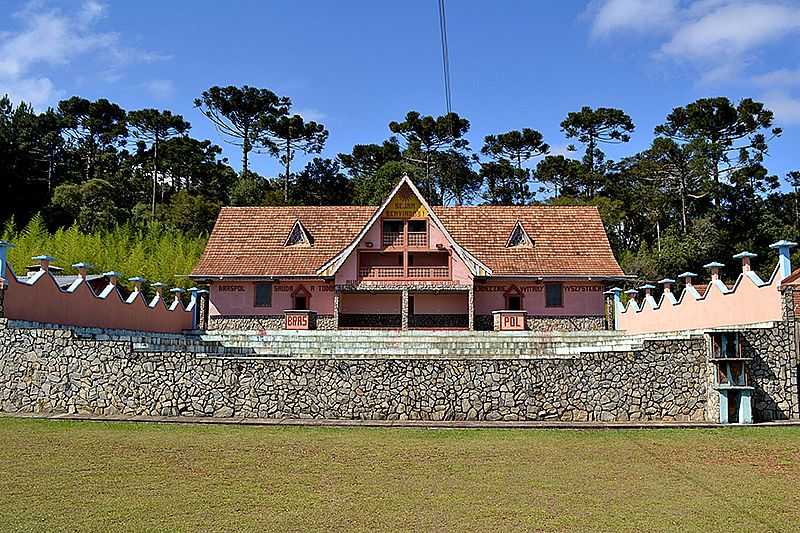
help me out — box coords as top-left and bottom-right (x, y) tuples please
(624, 289), (639, 295)
(127, 276), (147, 283)
(732, 251), (757, 259)
(102, 271), (122, 278)
(0, 240), (15, 248)
(639, 284), (656, 290)
(150, 282), (166, 288)
(32, 254), (55, 261)
(769, 240), (798, 249)
(608, 287), (623, 293)
(677, 272), (698, 278)
(169, 287), (185, 293)
(658, 278), (676, 284)
(703, 262), (725, 269)
(71, 262), (93, 269)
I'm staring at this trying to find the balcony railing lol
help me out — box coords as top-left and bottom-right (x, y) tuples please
(358, 265), (450, 280)
(359, 266), (404, 279)
(408, 266), (449, 279)
(383, 232), (403, 247)
(407, 232), (428, 247)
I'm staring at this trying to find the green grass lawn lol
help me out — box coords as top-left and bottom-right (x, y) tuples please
(0, 418), (798, 532)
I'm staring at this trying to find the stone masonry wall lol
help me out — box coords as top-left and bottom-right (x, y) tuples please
(749, 287), (799, 420)
(208, 315), (337, 331)
(0, 318), (711, 422)
(475, 315), (606, 332)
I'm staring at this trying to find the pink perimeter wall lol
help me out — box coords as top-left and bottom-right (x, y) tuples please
(412, 292), (468, 314)
(340, 292), (400, 314)
(3, 270), (192, 333)
(617, 273), (783, 334)
(209, 280), (334, 316)
(474, 281), (605, 316)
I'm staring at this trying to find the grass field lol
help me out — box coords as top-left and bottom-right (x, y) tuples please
(0, 417), (798, 532)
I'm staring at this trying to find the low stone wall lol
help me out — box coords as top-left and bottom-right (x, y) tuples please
(0, 318), (709, 422)
(208, 315), (337, 331)
(0, 309), (796, 422)
(475, 315), (606, 332)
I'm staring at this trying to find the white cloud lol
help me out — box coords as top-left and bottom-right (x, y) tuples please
(589, 1), (800, 83)
(660, 2), (800, 60)
(143, 79), (175, 101)
(589, 0), (679, 37)
(295, 108), (326, 123)
(753, 68), (800, 88)
(762, 90), (800, 124)
(0, 1), (165, 109)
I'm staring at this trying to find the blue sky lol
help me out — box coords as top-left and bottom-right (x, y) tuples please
(2, 0), (800, 188)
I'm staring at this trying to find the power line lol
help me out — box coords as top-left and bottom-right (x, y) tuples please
(437, 0), (452, 115)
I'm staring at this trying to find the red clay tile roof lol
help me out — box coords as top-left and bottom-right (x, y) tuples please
(192, 206), (376, 277)
(436, 206), (624, 277)
(191, 205), (624, 278)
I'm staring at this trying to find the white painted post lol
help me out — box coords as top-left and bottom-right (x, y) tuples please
(769, 240), (797, 281)
(0, 240), (13, 284)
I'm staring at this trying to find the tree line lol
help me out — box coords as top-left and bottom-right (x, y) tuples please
(1, 86), (798, 283)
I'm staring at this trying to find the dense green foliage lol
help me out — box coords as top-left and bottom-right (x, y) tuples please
(1, 215), (205, 290)
(1, 87), (798, 286)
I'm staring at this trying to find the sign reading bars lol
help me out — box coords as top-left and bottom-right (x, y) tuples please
(384, 192), (428, 219)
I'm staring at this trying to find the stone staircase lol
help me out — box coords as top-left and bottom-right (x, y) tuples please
(148, 329), (698, 359)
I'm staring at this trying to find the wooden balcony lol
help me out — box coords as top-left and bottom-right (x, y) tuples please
(381, 231), (428, 248)
(407, 232), (428, 247)
(383, 232), (403, 247)
(358, 265), (450, 280)
(408, 266), (448, 279)
(359, 266), (404, 279)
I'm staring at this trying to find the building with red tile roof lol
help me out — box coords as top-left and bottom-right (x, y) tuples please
(191, 176), (626, 331)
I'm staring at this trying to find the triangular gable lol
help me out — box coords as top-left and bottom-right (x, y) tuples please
(316, 175), (492, 277)
(285, 219), (313, 247)
(506, 220), (533, 248)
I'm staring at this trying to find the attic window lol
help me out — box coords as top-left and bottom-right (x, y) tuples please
(285, 220), (313, 247)
(506, 221), (533, 248)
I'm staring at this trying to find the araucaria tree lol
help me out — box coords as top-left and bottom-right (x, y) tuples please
(194, 86), (289, 177)
(389, 111), (470, 203)
(560, 106), (635, 198)
(481, 128), (549, 205)
(262, 113), (328, 203)
(637, 137), (707, 233)
(128, 109), (191, 216)
(654, 97), (781, 211)
(58, 97), (128, 181)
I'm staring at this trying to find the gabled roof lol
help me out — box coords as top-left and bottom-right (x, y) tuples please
(316, 176), (490, 277)
(192, 206), (375, 277)
(191, 179), (625, 279)
(435, 205), (623, 277)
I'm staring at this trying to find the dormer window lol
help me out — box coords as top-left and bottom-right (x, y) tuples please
(285, 220), (313, 247)
(506, 221), (533, 248)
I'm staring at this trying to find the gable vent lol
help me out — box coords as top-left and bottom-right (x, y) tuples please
(506, 221), (533, 248)
(285, 220), (313, 247)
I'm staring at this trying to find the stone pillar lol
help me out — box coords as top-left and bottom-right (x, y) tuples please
(198, 289), (210, 330)
(333, 289), (341, 329)
(467, 287), (475, 331)
(401, 288), (409, 331)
